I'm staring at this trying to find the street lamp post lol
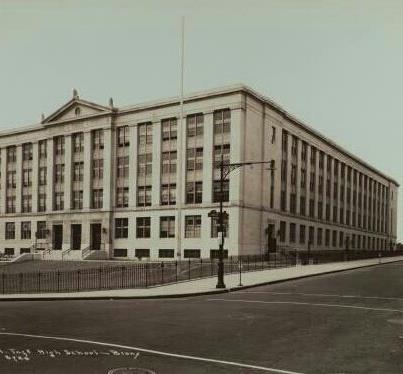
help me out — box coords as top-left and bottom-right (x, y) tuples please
(209, 156), (275, 289)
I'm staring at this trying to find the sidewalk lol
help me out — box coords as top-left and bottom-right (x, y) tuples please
(1, 256), (402, 301)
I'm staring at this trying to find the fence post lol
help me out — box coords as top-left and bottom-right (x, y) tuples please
(19, 273), (22, 293)
(98, 267), (102, 289)
(145, 263), (148, 287)
(200, 259), (203, 278)
(2, 273), (4, 294)
(57, 271), (60, 293)
(161, 262), (164, 284)
(121, 266), (125, 288)
(38, 272), (41, 293)
(188, 259), (191, 280)
(77, 270), (80, 292)
(238, 258), (243, 286)
(175, 261), (178, 283)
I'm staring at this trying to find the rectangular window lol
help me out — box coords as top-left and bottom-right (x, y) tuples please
(117, 156), (129, 178)
(185, 215), (201, 238)
(159, 249), (175, 258)
(92, 129), (104, 150)
(210, 249), (229, 259)
(135, 248), (150, 259)
(308, 226), (314, 246)
(300, 225), (306, 244)
(290, 193), (296, 214)
(54, 192), (64, 211)
(116, 187), (129, 208)
(22, 143), (33, 161)
(73, 132), (84, 153)
(136, 217), (151, 238)
(21, 221), (31, 240)
(300, 196), (306, 216)
(271, 126), (276, 144)
(137, 186), (152, 207)
(161, 118), (177, 141)
(115, 218), (129, 239)
(300, 142), (307, 162)
(7, 146), (16, 163)
(160, 216), (175, 238)
(54, 164), (65, 183)
(114, 248), (128, 257)
(186, 147), (203, 171)
(332, 230), (337, 247)
(72, 190), (83, 210)
(186, 181), (203, 204)
(282, 130), (288, 151)
(36, 221), (47, 239)
(4, 248), (14, 256)
(138, 122), (153, 145)
(5, 222), (15, 240)
(161, 183), (176, 206)
(325, 229), (330, 247)
(279, 221), (286, 242)
(39, 167), (47, 185)
(54, 136), (65, 156)
(22, 194), (32, 213)
(92, 189), (103, 209)
(211, 214), (229, 238)
(92, 159), (104, 179)
(213, 109), (231, 134)
(213, 180), (229, 203)
(6, 171), (16, 188)
(73, 162), (84, 182)
(187, 113), (204, 137)
(6, 196), (16, 213)
(184, 249), (201, 258)
(137, 153), (152, 177)
(213, 144), (230, 169)
(38, 193), (46, 212)
(161, 151), (177, 174)
(117, 126), (130, 147)
(289, 223), (296, 243)
(39, 140), (47, 159)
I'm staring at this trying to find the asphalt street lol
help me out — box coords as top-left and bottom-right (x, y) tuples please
(1, 262), (403, 373)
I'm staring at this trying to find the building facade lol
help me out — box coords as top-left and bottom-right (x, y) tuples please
(0, 85), (398, 260)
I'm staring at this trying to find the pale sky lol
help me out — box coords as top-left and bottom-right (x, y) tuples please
(0, 0), (402, 240)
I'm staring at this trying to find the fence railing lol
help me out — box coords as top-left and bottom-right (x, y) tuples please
(0, 250), (402, 294)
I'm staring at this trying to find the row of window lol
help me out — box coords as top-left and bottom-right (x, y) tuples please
(115, 215), (229, 239)
(3, 214), (229, 241)
(113, 248), (228, 259)
(280, 129), (390, 234)
(5, 221), (47, 240)
(278, 220), (390, 250)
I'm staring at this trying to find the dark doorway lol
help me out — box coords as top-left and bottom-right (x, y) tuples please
(71, 224), (82, 250)
(53, 224), (63, 250)
(90, 223), (102, 250)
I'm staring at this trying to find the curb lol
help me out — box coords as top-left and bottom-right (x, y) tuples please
(0, 259), (401, 302)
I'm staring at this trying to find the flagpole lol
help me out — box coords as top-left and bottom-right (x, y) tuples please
(176, 16), (185, 260)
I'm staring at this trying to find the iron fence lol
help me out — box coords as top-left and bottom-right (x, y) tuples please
(0, 250), (402, 294)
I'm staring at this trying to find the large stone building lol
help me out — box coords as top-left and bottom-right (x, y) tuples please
(0, 85), (398, 260)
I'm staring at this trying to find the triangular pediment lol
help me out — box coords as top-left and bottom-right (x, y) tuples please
(42, 96), (112, 124)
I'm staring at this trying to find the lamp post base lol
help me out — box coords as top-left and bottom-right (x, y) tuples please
(216, 282), (226, 289)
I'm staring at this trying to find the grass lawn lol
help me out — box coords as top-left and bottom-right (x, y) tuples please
(0, 260), (142, 274)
